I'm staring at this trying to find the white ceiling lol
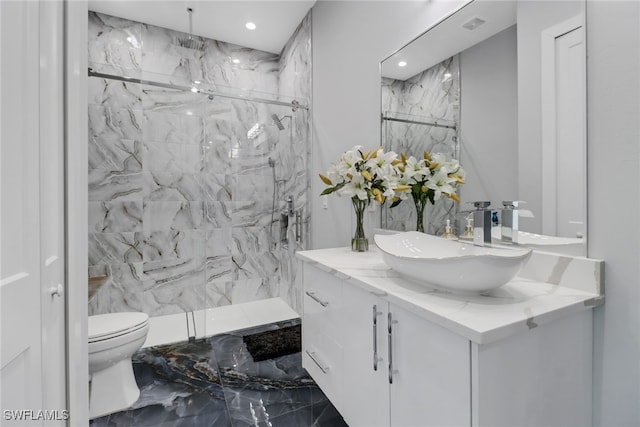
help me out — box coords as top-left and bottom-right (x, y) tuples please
(88, 0), (316, 54)
(381, 1), (516, 80)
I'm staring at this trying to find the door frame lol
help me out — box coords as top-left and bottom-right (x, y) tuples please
(64, 0), (89, 424)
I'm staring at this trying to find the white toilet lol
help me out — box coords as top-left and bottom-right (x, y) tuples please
(88, 312), (150, 419)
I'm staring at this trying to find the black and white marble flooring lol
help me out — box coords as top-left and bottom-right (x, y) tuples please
(90, 320), (347, 427)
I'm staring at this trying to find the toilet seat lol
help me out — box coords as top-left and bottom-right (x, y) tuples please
(89, 312), (149, 343)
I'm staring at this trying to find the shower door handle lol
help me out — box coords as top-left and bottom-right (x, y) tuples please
(295, 209), (303, 243)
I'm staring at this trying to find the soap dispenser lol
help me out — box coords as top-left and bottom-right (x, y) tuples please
(441, 219), (457, 240)
(459, 216), (474, 241)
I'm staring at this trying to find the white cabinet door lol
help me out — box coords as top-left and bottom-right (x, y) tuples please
(340, 284), (390, 427)
(388, 305), (471, 427)
(301, 264), (344, 413)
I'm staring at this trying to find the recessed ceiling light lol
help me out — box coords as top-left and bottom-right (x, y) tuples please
(398, 61), (407, 67)
(194, 80), (201, 84)
(232, 58), (240, 64)
(245, 22), (256, 30)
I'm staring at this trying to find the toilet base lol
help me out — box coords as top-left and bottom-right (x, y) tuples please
(89, 358), (140, 419)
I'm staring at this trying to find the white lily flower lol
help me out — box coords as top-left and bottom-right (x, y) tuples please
(337, 172), (368, 200)
(426, 167), (458, 200)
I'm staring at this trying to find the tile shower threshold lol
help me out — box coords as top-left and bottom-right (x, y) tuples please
(143, 298), (300, 349)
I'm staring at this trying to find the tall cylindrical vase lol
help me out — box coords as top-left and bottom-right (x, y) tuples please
(412, 192), (427, 233)
(351, 197), (369, 252)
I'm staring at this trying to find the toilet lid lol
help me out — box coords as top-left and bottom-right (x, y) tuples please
(88, 312), (149, 342)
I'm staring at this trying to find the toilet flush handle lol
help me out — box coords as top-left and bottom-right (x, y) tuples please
(49, 283), (64, 297)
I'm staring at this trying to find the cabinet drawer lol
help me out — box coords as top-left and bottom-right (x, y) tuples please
(302, 333), (343, 414)
(303, 265), (342, 339)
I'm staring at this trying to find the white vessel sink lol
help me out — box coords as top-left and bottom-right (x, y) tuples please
(374, 231), (532, 295)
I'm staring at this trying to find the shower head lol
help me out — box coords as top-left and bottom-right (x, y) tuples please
(271, 114), (291, 131)
(175, 8), (205, 51)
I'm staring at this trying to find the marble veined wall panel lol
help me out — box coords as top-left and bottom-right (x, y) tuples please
(381, 56), (460, 236)
(88, 11), (311, 317)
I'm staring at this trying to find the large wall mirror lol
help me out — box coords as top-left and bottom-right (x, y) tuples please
(380, 0), (586, 256)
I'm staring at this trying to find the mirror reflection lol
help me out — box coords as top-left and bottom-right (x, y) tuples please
(380, 0), (586, 256)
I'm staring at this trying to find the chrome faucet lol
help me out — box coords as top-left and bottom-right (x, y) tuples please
(500, 201), (519, 244)
(472, 201), (492, 247)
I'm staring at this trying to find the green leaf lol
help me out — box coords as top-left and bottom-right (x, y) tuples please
(390, 199), (402, 208)
(320, 181), (346, 196)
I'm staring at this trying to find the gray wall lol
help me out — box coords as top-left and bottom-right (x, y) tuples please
(459, 25), (518, 206)
(588, 2), (640, 425)
(311, 1), (640, 425)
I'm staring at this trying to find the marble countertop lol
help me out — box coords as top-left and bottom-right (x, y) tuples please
(297, 246), (604, 344)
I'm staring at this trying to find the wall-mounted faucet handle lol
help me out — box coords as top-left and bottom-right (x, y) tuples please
(285, 195), (295, 217)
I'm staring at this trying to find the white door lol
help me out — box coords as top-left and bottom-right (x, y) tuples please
(1, 1), (67, 424)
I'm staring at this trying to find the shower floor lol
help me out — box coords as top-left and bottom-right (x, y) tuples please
(89, 319), (348, 427)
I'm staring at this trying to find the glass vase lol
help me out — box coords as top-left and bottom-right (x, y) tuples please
(351, 197), (369, 252)
(412, 192), (427, 233)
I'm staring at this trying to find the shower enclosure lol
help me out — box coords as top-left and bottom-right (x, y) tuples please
(87, 11), (311, 331)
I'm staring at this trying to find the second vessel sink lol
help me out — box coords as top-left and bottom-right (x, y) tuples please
(374, 231), (532, 295)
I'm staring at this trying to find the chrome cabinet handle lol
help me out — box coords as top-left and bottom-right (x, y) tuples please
(305, 350), (329, 374)
(388, 312), (398, 384)
(373, 304), (383, 371)
(305, 291), (329, 307)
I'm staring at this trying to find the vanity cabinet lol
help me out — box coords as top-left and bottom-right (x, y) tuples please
(300, 257), (595, 427)
(302, 264), (469, 427)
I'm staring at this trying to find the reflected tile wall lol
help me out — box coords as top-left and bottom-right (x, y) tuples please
(88, 11), (311, 317)
(381, 56), (460, 235)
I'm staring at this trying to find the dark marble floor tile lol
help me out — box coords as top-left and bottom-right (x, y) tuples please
(90, 319), (347, 427)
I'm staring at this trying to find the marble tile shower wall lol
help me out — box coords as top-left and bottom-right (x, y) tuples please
(381, 56), (460, 235)
(87, 12), (311, 317)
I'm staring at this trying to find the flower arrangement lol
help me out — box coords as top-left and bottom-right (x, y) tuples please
(319, 145), (403, 251)
(390, 151), (465, 233)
